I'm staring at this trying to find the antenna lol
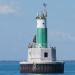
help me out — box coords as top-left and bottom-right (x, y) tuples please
(43, 3), (47, 17)
(43, 3), (47, 8)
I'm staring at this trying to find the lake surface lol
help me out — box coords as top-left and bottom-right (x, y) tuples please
(0, 61), (75, 75)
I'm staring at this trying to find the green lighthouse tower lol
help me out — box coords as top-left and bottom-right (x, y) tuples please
(36, 4), (47, 48)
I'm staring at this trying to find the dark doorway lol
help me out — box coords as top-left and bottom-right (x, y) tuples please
(44, 52), (48, 57)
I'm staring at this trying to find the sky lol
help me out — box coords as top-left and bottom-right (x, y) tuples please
(0, 0), (75, 60)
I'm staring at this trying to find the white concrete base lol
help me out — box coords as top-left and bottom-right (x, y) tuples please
(28, 47), (56, 62)
(20, 60), (64, 64)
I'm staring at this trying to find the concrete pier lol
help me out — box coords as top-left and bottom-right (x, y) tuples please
(20, 61), (64, 73)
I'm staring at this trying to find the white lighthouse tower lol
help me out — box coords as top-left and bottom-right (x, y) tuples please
(20, 3), (64, 73)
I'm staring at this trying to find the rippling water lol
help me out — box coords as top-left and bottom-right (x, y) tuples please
(0, 61), (75, 75)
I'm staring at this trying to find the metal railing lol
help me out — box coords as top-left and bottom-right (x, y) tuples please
(28, 42), (56, 49)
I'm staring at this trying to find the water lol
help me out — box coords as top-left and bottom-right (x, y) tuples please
(0, 61), (75, 75)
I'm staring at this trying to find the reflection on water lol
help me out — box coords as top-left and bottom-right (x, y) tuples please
(28, 74), (43, 75)
(28, 74), (57, 75)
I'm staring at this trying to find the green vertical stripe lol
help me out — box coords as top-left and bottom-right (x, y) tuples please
(36, 28), (47, 48)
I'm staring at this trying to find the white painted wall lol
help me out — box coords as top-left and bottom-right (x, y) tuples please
(28, 48), (56, 62)
(28, 48), (41, 62)
(41, 48), (56, 61)
(37, 19), (46, 28)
